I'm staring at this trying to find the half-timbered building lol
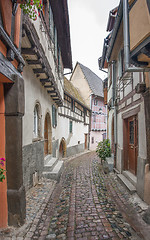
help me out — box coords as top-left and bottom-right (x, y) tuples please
(58, 77), (90, 157)
(99, 0), (150, 204)
(70, 62), (106, 150)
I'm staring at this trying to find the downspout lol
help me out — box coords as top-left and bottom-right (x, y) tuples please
(112, 61), (117, 168)
(123, 0), (149, 73)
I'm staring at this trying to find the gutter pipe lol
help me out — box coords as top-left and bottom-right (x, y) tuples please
(123, 0), (149, 72)
(107, 0), (149, 73)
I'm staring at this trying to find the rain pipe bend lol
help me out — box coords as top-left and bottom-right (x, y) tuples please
(123, 0), (150, 73)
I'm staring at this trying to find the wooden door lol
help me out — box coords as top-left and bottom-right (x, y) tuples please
(127, 116), (138, 175)
(44, 116), (48, 156)
(85, 134), (87, 149)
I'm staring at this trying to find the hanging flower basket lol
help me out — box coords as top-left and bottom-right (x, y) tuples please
(19, 0), (42, 21)
(17, 0), (27, 3)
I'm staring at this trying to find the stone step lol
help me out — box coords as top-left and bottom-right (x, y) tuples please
(117, 174), (136, 194)
(43, 160), (64, 181)
(122, 170), (137, 187)
(44, 157), (58, 171)
(44, 154), (52, 165)
(106, 156), (114, 172)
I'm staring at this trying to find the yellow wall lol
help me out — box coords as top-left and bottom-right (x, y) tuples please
(70, 64), (92, 108)
(129, 0), (150, 51)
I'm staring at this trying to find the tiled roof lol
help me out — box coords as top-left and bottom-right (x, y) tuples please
(64, 77), (90, 109)
(78, 62), (104, 97)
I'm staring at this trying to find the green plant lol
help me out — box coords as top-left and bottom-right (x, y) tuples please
(0, 158), (6, 182)
(96, 139), (111, 161)
(20, 0), (42, 21)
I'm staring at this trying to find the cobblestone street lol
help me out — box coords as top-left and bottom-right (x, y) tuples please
(1, 151), (150, 240)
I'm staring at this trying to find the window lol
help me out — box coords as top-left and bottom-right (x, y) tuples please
(69, 121), (73, 133)
(33, 103), (41, 138)
(49, 4), (54, 41)
(93, 114), (96, 122)
(94, 99), (98, 105)
(52, 105), (57, 128)
(92, 137), (94, 144)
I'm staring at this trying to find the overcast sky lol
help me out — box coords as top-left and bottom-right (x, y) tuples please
(68, 0), (119, 80)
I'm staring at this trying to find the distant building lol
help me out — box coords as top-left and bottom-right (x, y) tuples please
(58, 78), (90, 157)
(70, 62), (106, 150)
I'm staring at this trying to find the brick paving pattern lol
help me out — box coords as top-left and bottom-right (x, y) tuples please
(1, 151), (150, 240)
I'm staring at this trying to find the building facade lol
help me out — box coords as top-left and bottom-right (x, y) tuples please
(58, 78), (90, 157)
(0, 0), (25, 228)
(70, 62), (106, 150)
(99, 0), (150, 204)
(0, 0), (73, 228)
(21, 0), (72, 190)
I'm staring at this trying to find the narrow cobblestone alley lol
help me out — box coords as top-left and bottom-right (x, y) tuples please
(1, 152), (150, 240)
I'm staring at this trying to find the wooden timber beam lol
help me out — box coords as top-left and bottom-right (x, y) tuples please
(26, 59), (43, 65)
(21, 48), (37, 55)
(47, 90), (56, 94)
(33, 68), (47, 74)
(44, 85), (53, 88)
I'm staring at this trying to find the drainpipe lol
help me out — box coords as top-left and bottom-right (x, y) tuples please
(123, 0), (149, 73)
(111, 60), (117, 168)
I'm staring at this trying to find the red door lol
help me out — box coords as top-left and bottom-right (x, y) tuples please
(127, 116), (138, 175)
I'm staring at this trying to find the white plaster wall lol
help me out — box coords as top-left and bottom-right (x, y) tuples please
(117, 113), (123, 149)
(138, 101), (147, 159)
(90, 131), (104, 151)
(23, 64), (56, 146)
(57, 115), (89, 148)
(107, 109), (114, 144)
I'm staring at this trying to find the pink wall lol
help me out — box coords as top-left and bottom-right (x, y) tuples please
(90, 96), (106, 150)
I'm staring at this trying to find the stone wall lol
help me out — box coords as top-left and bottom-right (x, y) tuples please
(66, 143), (84, 157)
(22, 141), (44, 191)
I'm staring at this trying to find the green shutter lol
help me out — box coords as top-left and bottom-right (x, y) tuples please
(70, 121), (72, 133)
(52, 105), (55, 127)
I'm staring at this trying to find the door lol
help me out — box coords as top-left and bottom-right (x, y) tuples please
(44, 116), (48, 155)
(44, 113), (52, 156)
(85, 134), (87, 149)
(127, 116), (138, 175)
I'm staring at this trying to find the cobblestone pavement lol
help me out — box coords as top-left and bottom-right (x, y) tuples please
(1, 151), (150, 240)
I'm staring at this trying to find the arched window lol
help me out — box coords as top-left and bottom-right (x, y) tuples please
(33, 103), (41, 138)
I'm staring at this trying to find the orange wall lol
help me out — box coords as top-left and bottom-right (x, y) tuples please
(14, 6), (21, 48)
(0, 0), (12, 36)
(130, 0), (150, 51)
(0, 83), (8, 229)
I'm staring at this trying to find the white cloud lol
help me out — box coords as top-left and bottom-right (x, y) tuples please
(68, 0), (119, 79)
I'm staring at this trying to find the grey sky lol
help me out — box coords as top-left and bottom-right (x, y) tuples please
(68, 0), (119, 80)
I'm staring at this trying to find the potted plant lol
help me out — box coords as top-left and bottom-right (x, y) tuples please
(0, 158), (6, 182)
(96, 139), (111, 173)
(19, 0), (43, 21)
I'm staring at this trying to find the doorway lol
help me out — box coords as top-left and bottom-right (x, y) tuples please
(124, 115), (138, 175)
(59, 138), (66, 158)
(44, 113), (52, 156)
(85, 134), (88, 149)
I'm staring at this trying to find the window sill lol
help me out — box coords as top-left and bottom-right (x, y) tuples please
(32, 137), (42, 143)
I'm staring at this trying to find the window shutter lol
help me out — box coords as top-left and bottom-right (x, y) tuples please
(70, 121), (72, 133)
(52, 105), (55, 127)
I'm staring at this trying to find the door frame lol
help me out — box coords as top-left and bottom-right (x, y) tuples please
(122, 106), (140, 174)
